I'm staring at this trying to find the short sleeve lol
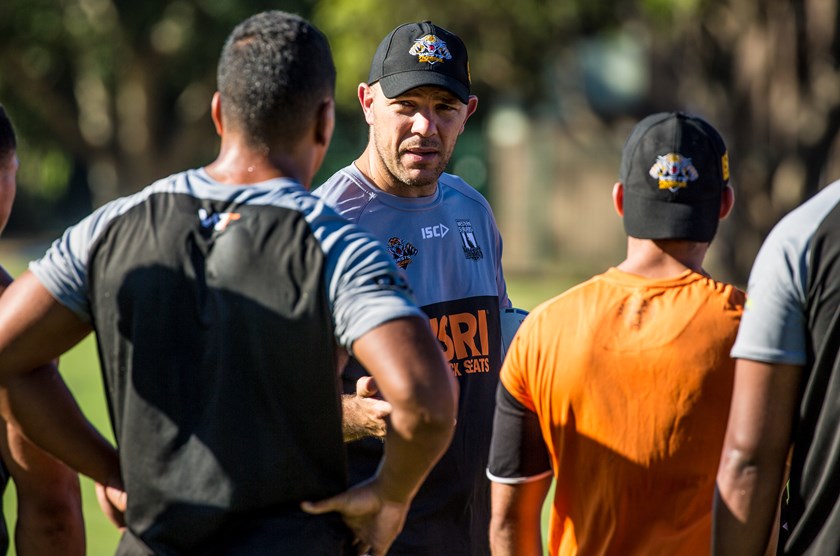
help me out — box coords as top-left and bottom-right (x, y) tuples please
(307, 201), (425, 350)
(731, 215), (810, 365)
(487, 383), (552, 483)
(29, 198), (135, 321)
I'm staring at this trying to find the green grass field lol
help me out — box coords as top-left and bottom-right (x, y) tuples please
(0, 250), (574, 554)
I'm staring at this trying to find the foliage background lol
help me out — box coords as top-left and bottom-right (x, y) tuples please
(3, 0), (840, 283)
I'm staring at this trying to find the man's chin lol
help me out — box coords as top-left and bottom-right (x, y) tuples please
(399, 165), (444, 185)
(400, 174), (439, 189)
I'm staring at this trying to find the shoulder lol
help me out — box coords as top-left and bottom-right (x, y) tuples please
(741, 181), (840, 307)
(313, 165), (376, 222)
(439, 173), (494, 214)
(689, 274), (746, 313)
(760, 180), (840, 271)
(519, 275), (602, 333)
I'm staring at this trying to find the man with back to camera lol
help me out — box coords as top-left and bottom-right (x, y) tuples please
(0, 12), (457, 556)
(0, 106), (84, 555)
(315, 20), (519, 556)
(487, 112), (756, 555)
(711, 135), (840, 553)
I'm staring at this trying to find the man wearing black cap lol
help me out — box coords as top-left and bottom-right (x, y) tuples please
(486, 112), (747, 555)
(315, 21), (513, 555)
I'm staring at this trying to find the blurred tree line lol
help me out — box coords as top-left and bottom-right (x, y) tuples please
(0, 0), (838, 282)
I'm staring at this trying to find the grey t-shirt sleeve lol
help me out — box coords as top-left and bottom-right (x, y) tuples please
(29, 199), (134, 322)
(730, 230), (808, 365)
(306, 200), (425, 350)
(731, 183), (840, 365)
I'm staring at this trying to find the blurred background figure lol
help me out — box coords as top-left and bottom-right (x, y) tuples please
(0, 105), (84, 555)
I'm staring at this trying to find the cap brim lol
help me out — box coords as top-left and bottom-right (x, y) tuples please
(622, 191), (720, 242)
(377, 71), (470, 104)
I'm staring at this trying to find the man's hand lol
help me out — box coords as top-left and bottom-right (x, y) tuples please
(95, 481), (127, 532)
(301, 478), (408, 556)
(342, 377), (392, 442)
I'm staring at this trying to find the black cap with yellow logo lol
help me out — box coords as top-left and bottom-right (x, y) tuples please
(368, 21), (471, 104)
(619, 112), (730, 242)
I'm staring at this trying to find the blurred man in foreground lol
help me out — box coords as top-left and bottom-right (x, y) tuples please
(0, 12), (455, 556)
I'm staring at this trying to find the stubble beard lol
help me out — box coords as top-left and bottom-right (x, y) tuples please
(372, 128), (450, 190)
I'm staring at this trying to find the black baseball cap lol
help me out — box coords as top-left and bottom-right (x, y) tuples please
(368, 21), (470, 104)
(619, 112), (730, 242)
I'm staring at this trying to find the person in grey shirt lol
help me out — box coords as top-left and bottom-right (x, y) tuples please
(316, 20), (513, 556)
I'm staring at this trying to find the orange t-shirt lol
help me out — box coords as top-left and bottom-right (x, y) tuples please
(501, 268), (745, 556)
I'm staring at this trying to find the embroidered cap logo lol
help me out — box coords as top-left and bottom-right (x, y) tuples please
(648, 153), (700, 192)
(409, 34), (453, 65)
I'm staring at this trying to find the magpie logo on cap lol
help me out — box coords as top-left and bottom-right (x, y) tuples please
(649, 153), (700, 192)
(409, 35), (453, 65)
(618, 111), (731, 242)
(368, 21), (471, 104)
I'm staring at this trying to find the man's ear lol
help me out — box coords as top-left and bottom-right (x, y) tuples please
(459, 95), (479, 135)
(612, 182), (625, 217)
(315, 98), (335, 148)
(210, 92), (223, 136)
(358, 83), (375, 125)
(720, 184), (735, 220)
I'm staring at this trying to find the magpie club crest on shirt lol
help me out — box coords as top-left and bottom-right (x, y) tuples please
(387, 236), (418, 269)
(457, 219), (483, 261)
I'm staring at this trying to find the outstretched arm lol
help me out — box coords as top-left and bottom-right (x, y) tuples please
(713, 358), (801, 555)
(0, 271), (121, 490)
(303, 316), (457, 556)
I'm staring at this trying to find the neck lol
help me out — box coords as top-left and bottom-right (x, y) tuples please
(355, 145), (437, 198)
(616, 237), (710, 279)
(204, 137), (309, 186)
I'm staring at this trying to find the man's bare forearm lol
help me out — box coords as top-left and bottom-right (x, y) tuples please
(712, 359), (801, 555)
(0, 365), (119, 486)
(2, 421), (85, 555)
(353, 317), (457, 503)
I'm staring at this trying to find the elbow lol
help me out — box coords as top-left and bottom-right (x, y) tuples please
(391, 375), (458, 444)
(416, 379), (458, 440)
(717, 445), (759, 484)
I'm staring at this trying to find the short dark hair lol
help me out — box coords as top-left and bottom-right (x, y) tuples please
(0, 105), (16, 159)
(217, 11), (336, 151)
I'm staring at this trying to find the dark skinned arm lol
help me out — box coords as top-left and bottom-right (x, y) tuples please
(0, 271), (121, 492)
(713, 359), (801, 555)
(302, 316), (457, 556)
